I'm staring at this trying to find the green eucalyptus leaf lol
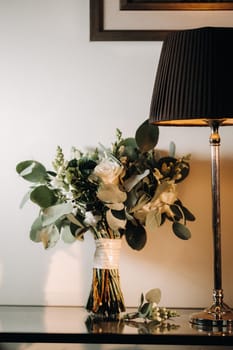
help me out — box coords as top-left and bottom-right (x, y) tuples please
(145, 210), (161, 233)
(125, 220), (147, 250)
(19, 189), (33, 209)
(130, 193), (150, 213)
(180, 206), (196, 221)
(170, 204), (183, 220)
(30, 216), (43, 242)
(61, 225), (76, 243)
(97, 184), (127, 204)
(55, 217), (66, 232)
(30, 217), (60, 248)
(153, 182), (170, 202)
(124, 187), (139, 210)
(41, 202), (73, 226)
(111, 208), (126, 220)
(66, 213), (84, 228)
(124, 169), (150, 192)
(106, 209), (127, 231)
(145, 288), (161, 304)
(172, 222), (191, 240)
(169, 141), (176, 157)
(140, 293), (144, 308)
(39, 224), (60, 249)
(30, 185), (57, 208)
(138, 302), (152, 318)
(135, 119), (159, 153)
(16, 160), (48, 183)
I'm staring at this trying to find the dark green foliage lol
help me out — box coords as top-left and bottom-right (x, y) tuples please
(30, 185), (57, 208)
(172, 222), (191, 240)
(135, 119), (159, 153)
(125, 220), (147, 250)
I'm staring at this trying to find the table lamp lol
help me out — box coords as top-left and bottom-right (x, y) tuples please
(149, 26), (233, 328)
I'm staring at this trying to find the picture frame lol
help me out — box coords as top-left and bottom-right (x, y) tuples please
(90, 0), (167, 41)
(90, 0), (233, 41)
(120, 0), (233, 11)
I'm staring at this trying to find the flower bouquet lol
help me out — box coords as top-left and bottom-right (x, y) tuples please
(16, 119), (195, 319)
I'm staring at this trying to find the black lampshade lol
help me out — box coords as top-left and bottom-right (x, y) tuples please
(149, 27), (233, 126)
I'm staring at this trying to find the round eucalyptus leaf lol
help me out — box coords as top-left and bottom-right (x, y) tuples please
(124, 169), (150, 192)
(19, 189), (33, 209)
(30, 219), (60, 248)
(111, 208), (126, 220)
(66, 213), (84, 228)
(97, 184), (127, 203)
(125, 221), (147, 250)
(145, 210), (161, 233)
(170, 204), (183, 221)
(30, 185), (57, 208)
(172, 222), (191, 240)
(106, 209), (127, 231)
(135, 119), (159, 153)
(41, 202), (73, 226)
(16, 160), (48, 183)
(180, 205), (196, 221)
(61, 225), (76, 243)
(145, 288), (161, 304)
(30, 216), (43, 242)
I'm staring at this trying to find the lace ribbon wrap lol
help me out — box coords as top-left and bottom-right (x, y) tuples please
(93, 238), (122, 269)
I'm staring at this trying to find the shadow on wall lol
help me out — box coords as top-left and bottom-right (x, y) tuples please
(120, 157), (233, 308)
(43, 232), (95, 306)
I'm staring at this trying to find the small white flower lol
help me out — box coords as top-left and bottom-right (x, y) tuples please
(50, 178), (64, 189)
(70, 147), (82, 160)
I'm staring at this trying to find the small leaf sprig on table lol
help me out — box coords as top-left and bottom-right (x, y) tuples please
(122, 288), (180, 333)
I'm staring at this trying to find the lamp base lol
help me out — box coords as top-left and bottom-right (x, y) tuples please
(190, 303), (233, 330)
(190, 291), (233, 329)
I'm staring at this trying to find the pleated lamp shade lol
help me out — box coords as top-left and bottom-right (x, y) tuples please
(149, 27), (233, 126)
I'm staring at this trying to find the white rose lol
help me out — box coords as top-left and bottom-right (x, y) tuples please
(93, 158), (124, 185)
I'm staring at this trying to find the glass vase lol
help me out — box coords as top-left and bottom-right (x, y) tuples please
(86, 238), (125, 320)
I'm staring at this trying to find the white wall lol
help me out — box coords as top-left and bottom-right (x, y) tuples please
(0, 0), (233, 310)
